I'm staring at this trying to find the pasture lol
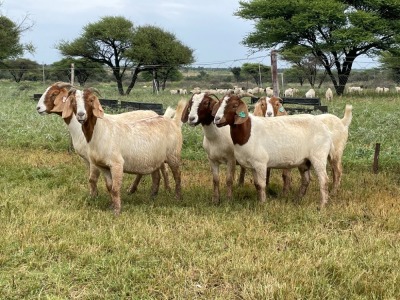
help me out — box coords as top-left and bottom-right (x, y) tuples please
(0, 81), (400, 299)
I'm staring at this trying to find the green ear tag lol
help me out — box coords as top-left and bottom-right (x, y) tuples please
(238, 111), (246, 118)
(279, 106), (285, 112)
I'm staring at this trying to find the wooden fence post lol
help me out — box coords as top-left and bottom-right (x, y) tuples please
(373, 143), (380, 174)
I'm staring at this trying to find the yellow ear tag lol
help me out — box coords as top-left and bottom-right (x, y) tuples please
(238, 111), (246, 118)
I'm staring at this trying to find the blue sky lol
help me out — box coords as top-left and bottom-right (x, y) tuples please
(2, 0), (377, 69)
(2, 0), (271, 67)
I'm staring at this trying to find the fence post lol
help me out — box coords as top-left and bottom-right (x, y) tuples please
(373, 143), (380, 174)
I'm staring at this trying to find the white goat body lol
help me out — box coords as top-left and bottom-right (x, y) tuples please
(36, 82), (171, 196)
(63, 89), (184, 214)
(213, 94), (333, 207)
(182, 92), (245, 203)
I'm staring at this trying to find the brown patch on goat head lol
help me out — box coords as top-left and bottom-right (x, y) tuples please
(197, 94), (219, 125)
(84, 89), (104, 119)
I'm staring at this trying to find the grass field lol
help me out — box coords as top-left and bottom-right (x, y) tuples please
(0, 81), (400, 299)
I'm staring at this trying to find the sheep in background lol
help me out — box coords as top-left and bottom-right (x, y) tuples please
(325, 88), (333, 101)
(348, 86), (363, 94)
(305, 88), (316, 98)
(284, 88), (294, 97)
(265, 87), (274, 97)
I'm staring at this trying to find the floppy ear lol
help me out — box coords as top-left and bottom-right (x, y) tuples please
(62, 97), (74, 119)
(234, 101), (249, 125)
(92, 97), (104, 119)
(181, 102), (190, 123)
(211, 100), (221, 116)
(51, 93), (67, 113)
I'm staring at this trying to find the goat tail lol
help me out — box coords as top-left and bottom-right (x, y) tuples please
(341, 104), (353, 128)
(163, 106), (176, 119)
(173, 99), (187, 127)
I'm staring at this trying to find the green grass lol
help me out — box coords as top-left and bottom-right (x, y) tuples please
(0, 81), (400, 299)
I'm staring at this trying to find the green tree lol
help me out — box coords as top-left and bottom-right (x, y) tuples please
(230, 67), (242, 83)
(379, 50), (400, 84)
(127, 25), (194, 94)
(50, 58), (107, 86)
(1, 58), (39, 82)
(58, 18), (193, 95)
(57, 16), (135, 95)
(283, 66), (306, 86)
(236, 0), (400, 95)
(241, 63), (270, 86)
(0, 12), (34, 61)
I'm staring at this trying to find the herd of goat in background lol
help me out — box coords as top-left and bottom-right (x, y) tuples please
(36, 82), (352, 215)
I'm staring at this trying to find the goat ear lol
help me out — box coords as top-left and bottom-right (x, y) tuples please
(181, 102), (190, 123)
(51, 94), (67, 113)
(234, 102), (249, 125)
(92, 98), (104, 119)
(211, 100), (221, 116)
(62, 97), (74, 119)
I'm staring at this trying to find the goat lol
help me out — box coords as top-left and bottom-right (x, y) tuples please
(62, 88), (185, 214)
(36, 82), (171, 197)
(181, 92), (246, 203)
(257, 96), (353, 195)
(253, 96), (291, 194)
(213, 94), (334, 208)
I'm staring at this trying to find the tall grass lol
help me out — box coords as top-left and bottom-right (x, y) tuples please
(0, 81), (399, 299)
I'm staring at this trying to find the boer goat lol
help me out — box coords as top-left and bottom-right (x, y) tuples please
(36, 82), (171, 197)
(181, 92), (246, 203)
(213, 94), (334, 208)
(62, 88), (185, 214)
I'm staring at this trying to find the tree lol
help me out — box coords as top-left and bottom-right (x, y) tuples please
(0, 12), (34, 61)
(126, 25), (194, 94)
(57, 16), (135, 95)
(236, 0), (400, 95)
(230, 67), (242, 83)
(379, 50), (400, 84)
(2, 58), (39, 82)
(283, 66), (306, 86)
(50, 58), (107, 86)
(58, 18), (193, 95)
(241, 63), (270, 86)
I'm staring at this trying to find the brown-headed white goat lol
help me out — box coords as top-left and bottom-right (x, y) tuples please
(257, 96), (353, 195)
(181, 92), (246, 203)
(213, 94), (334, 208)
(253, 96), (291, 194)
(62, 88), (185, 214)
(36, 82), (171, 199)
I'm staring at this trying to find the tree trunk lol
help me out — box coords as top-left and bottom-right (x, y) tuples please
(112, 68), (125, 95)
(126, 67), (141, 95)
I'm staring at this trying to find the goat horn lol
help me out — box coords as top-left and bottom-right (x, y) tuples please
(86, 87), (102, 97)
(56, 82), (73, 89)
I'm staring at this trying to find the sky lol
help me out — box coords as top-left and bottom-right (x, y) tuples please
(2, 0), (378, 69)
(1, 0), (273, 68)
